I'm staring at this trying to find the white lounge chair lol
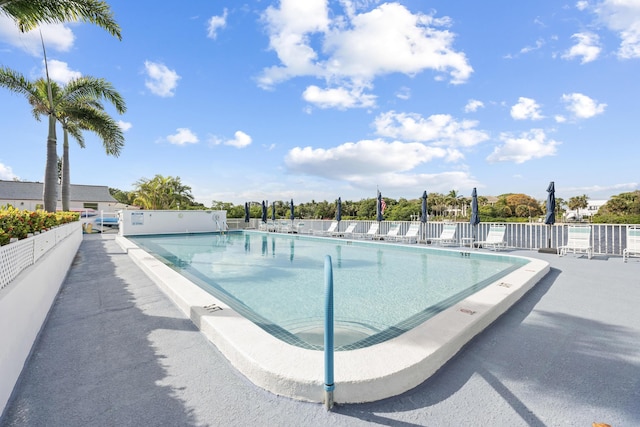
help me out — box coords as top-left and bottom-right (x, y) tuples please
(623, 225), (640, 262)
(429, 224), (458, 246)
(392, 223), (421, 244)
(380, 223), (401, 241)
(558, 225), (592, 259)
(313, 221), (338, 236)
(294, 222), (306, 234)
(475, 225), (507, 251)
(333, 222), (358, 237)
(355, 222), (379, 239)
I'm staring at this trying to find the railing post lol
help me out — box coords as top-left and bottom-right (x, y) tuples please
(324, 255), (335, 410)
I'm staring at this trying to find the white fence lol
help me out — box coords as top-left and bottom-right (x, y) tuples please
(0, 221), (82, 414)
(231, 219), (633, 256)
(0, 222), (81, 291)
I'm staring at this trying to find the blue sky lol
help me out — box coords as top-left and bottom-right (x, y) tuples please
(1, 0), (639, 206)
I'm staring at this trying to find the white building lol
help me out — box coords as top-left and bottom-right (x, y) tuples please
(564, 199), (608, 221)
(0, 180), (127, 213)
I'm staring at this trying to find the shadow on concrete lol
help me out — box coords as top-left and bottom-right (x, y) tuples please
(1, 237), (202, 427)
(335, 267), (640, 426)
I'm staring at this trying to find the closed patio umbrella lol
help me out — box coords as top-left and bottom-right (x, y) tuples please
(376, 190), (384, 222)
(290, 199), (295, 222)
(336, 197), (342, 233)
(541, 181), (556, 252)
(544, 181), (556, 226)
(244, 202), (250, 223)
(420, 191), (428, 223)
(261, 201), (267, 223)
(272, 201), (276, 221)
(470, 188), (480, 242)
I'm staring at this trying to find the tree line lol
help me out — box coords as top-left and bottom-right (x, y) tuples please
(110, 174), (640, 224)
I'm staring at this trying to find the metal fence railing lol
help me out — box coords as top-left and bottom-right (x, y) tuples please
(230, 219), (633, 256)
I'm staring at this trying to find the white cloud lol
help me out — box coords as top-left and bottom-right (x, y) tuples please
(373, 111), (489, 148)
(0, 162), (18, 180)
(144, 61), (180, 97)
(561, 92), (606, 118)
(207, 9), (228, 39)
(487, 129), (559, 163)
(259, 1), (472, 108)
(43, 59), (81, 84)
(562, 32), (601, 63)
(464, 99), (484, 113)
(395, 86), (411, 100)
(520, 38), (544, 54)
(0, 16), (74, 56)
(302, 85), (376, 109)
(576, 1), (589, 11)
(285, 139), (449, 178)
(555, 115), (567, 123)
(225, 131), (252, 148)
(594, 0), (640, 58)
(118, 121), (133, 131)
(167, 128), (198, 145)
(210, 131), (253, 148)
(510, 97), (544, 120)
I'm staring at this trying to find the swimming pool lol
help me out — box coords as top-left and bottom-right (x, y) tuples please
(129, 231), (528, 351)
(117, 231), (549, 403)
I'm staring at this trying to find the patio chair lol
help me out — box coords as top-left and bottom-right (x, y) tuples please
(313, 221), (338, 236)
(294, 222), (306, 234)
(474, 225), (507, 251)
(333, 222), (358, 238)
(355, 222), (379, 239)
(380, 223), (401, 240)
(395, 223), (421, 244)
(558, 225), (592, 259)
(429, 224), (458, 246)
(623, 225), (640, 262)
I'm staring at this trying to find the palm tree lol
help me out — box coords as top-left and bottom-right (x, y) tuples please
(0, 0), (121, 39)
(133, 175), (195, 210)
(30, 77), (126, 210)
(0, 67), (125, 211)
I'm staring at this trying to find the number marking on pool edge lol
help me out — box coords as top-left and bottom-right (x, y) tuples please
(459, 308), (476, 315)
(497, 282), (512, 288)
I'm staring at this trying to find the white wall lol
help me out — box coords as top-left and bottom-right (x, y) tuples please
(119, 210), (227, 236)
(0, 223), (82, 415)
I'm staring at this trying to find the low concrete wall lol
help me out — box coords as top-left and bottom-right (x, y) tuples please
(119, 210), (227, 236)
(0, 223), (82, 416)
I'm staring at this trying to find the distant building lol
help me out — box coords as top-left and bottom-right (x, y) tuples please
(0, 180), (127, 212)
(564, 199), (608, 221)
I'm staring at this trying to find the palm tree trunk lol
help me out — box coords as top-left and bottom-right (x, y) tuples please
(43, 114), (58, 212)
(61, 130), (70, 211)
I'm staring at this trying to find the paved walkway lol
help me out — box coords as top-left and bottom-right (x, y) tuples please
(2, 234), (640, 426)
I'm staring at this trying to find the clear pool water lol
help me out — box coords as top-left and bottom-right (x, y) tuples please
(129, 231), (528, 351)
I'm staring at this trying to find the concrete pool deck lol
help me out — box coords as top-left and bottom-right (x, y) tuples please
(2, 233), (640, 426)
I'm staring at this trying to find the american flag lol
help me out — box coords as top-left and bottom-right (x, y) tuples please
(381, 198), (387, 214)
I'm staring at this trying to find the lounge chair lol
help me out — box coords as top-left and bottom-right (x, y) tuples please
(294, 222), (306, 234)
(429, 224), (458, 246)
(380, 223), (401, 240)
(558, 225), (592, 259)
(333, 222), (358, 237)
(355, 222), (379, 239)
(278, 220), (292, 233)
(474, 225), (507, 251)
(623, 226), (640, 262)
(313, 221), (338, 236)
(394, 223), (421, 244)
